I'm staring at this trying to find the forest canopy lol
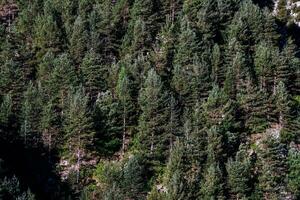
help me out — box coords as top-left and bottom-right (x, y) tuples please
(0, 0), (300, 199)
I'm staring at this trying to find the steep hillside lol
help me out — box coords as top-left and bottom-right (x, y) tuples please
(0, 0), (299, 200)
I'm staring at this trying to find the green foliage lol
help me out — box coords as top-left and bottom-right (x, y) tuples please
(257, 138), (288, 199)
(0, 94), (12, 127)
(62, 86), (95, 161)
(69, 16), (88, 64)
(288, 148), (300, 198)
(20, 82), (43, 147)
(200, 163), (224, 199)
(0, 176), (35, 200)
(226, 146), (251, 199)
(0, 0), (299, 199)
(137, 69), (169, 165)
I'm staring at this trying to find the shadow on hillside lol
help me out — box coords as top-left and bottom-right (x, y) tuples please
(0, 139), (73, 200)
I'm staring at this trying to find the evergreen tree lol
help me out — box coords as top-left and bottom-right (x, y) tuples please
(0, 94), (12, 129)
(200, 163), (224, 200)
(211, 44), (225, 86)
(275, 38), (299, 93)
(238, 85), (269, 133)
(206, 126), (225, 166)
(258, 138), (288, 199)
(137, 69), (169, 166)
(152, 19), (175, 80)
(116, 66), (134, 156)
(226, 146), (251, 199)
(254, 42), (278, 91)
(163, 140), (187, 200)
(62, 86), (95, 184)
(172, 16), (211, 106)
(287, 147), (300, 199)
(94, 90), (122, 155)
(203, 86), (240, 152)
(122, 0), (159, 57)
(20, 82), (42, 147)
(122, 155), (145, 199)
(196, 0), (220, 44)
(277, 0), (289, 23)
(80, 49), (107, 99)
(69, 16), (88, 64)
(33, 14), (62, 58)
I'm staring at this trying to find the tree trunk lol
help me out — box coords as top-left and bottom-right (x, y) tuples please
(122, 104), (126, 156)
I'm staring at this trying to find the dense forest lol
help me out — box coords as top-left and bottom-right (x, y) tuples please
(0, 0), (300, 199)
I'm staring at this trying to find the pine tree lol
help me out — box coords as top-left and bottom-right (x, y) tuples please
(196, 0), (220, 44)
(0, 94), (12, 128)
(287, 147), (300, 199)
(203, 86), (240, 152)
(200, 163), (224, 200)
(94, 90), (122, 155)
(226, 146), (251, 199)
(63, 86), (95, 184)
(80, 49), (107, 100)
(172, 16), (205, 106)
(59, 0), (78, 39)
(277, 0), (289, 23)
(166, 95), (181, 150)
(254, 42), (278, 92)
(261, 10), (280, 45)
(238, 84), (269, 133)
(122, 0), (159, 57)
(40, 100), (59, 158)
(48, 53), (78, 99)
(275, 38), (299, 93)
(258, 138), (288, 199)
(159, 0), (182, 23)
(211, 44), (225, 86)
(217, 0), (241, 30)
(152, 19), (175, 81)
(122, 155), (145, 199)
(163, 140), (187, 200)
(137, 69), (169, 166)
(20, 82), (42, 147)
(88, 0), (121, 62)
(33, 14), (62, 58)
(69, 16), (88, 65)
(274, 82), (300, 143)
(116, 66), (134, 156)
(206, 126), (225, 165)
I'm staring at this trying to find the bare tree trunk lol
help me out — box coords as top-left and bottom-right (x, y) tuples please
(273, 76), (277, 95)
(122, 104), (126, 157)
(150, 129), (154, 155)
(24, 120), (27, 145)
(76, 138), (81, 184)
(48, 130), (52, 162)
